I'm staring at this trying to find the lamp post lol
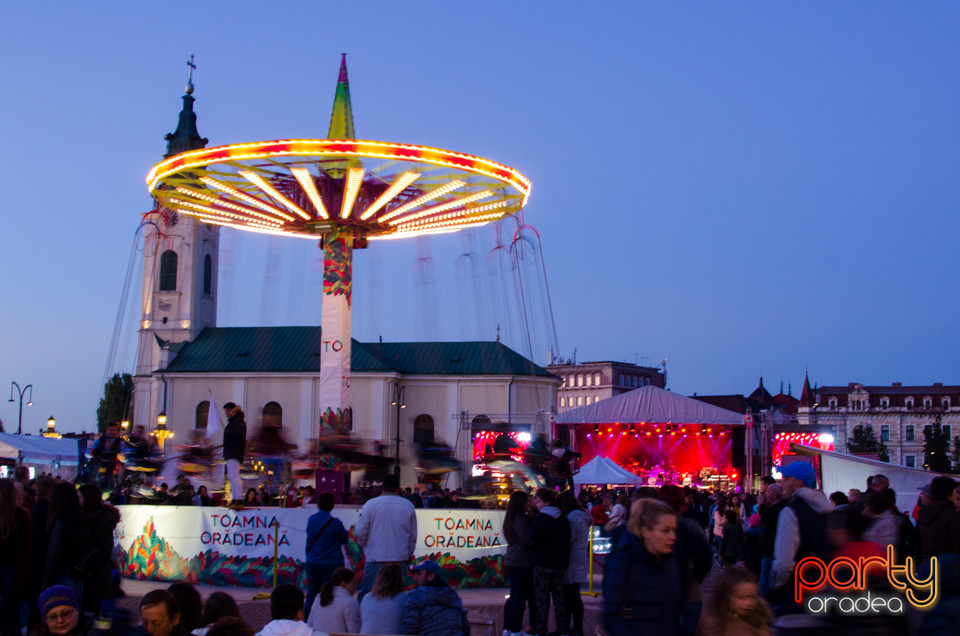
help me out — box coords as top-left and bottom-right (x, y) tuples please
(151, 412), (174, 453)
(8, 381), (33, 435)
(391, 385), (406, 479)
(43, 415), (61, 438)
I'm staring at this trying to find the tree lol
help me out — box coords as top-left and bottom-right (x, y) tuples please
(96, 373), (134, 433)
(847, 424), (890, 463)
(922, 417), (951, 473)
(951, 435), (960, 475)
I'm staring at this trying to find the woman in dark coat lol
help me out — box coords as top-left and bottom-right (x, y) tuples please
(0, 478), (32, 636)
(77, 484), (119, 616)
(602, 498), (682, 636)
(44, 482), (90, 595)
(502, 490), (537, 636)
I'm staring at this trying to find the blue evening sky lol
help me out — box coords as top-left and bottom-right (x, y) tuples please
(1, 3), (958, 434)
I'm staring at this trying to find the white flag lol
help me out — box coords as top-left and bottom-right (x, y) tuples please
(206, 389), (222, 440)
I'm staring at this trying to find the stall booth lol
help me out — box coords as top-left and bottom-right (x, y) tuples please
(0, 433), (82, 481)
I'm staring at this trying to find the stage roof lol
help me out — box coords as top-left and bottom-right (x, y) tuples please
(0, 433), (81, 465)
(556, 385), (744, 426)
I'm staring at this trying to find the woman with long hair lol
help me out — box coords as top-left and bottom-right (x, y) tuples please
(559, 489), (591, 636)
(43, 482), (89, 595)
(602, 498), (681, 635)
(359, 563), (407, 634)
(306, 567), (361, 634)
(77, 484), (120, 616)
(697, 565), (771, 636)
(193, 485), (213, 507)
(193, 591), (241, 636)
(243, 488), (259, 506)
(0, 478), (32, 636)
(502, 490), (537, 636)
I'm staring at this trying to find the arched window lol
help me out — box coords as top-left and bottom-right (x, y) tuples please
(262, 402), (283, 427)
(196, 401), (210, 429)
(159, 250), (178, 291)
(942, 398), (951, 410)
(203, 254), (213, 295)
(414, 414), (435, 445)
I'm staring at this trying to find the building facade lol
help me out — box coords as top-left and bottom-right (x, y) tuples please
(797, 382), (960, 469)
(545, 360), (666, 413)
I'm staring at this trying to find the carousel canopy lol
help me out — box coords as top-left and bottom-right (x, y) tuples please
(573, 455), (640, 486)
(556, 385), (744, 426)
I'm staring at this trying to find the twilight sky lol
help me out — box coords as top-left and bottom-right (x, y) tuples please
(1, 3), (959, 434)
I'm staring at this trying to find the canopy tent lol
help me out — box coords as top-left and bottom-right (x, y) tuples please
(0, 433), (82, 480)
(573, 455), (640, 486)
(790, 443), (951, 515)
(556, 385), (744, 426)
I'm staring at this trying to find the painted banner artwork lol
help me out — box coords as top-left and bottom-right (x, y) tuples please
(319, 229), (352, 430)
(116, 506), (506, 589)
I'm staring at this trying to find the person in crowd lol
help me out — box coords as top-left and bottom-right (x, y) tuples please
(306, 567), (361, 634)
(697, 565), (772, 636)
(847, 488), (861, 507)
(769, 462), (834, 614)
(531, 488), (570, 636)
(602, 498), (681, 635)
(869, 474), (890, 493)
(913, 484), (930, 524)
(740, 514), (764, 577)
(502, 490), (537, 636)
(222, 402), (247, 506)
(917, 475), (960, 563)
(256, 584), (328, 636)
(400, 560), (470, 636)
(155, 483), (169, 504)
(721, 509), (743, 567)
(359, 563), (407, 635)
(756, 482), (784, 601)
(29, 585), (96, 636)
(712, 500), (728, 556)
(169, 475), (195, 506)
(89, 423), (122, 491)
(828, 491), (849, 509)
(193, 592), (241, 636)
(730, 494), (748, 526)
(861, 489), (901, 551)
(204, 617), (254, 636)
(27, 475), (57, 633)
(0, 478), (32, 636)
(44, 482), (91, 594)
(606, 494), (627, 533)
(77, 484), (120, 616)
(14, 465), (36, 509)
(559, 489), (591, 636)
(243, 489), (259, 506)
(355, 473), (417, 602)
(138, 589), (193, 636)
(658, 484), (712, 636)
(304, 491), (350, 619)
(192, 485), (213, 507)
(167, 582), (203, 634)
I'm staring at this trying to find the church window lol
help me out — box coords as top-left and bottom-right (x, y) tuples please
(923, 397), (933, 408)
(942, 398), (951, 410)
(905, 425), (914, 442)
(262, 402), (283, 427)
(414, 414), (435, 445)
(203, 254), (213, 295)
(828, 398), (837, 409)
(159, 250), (178, 291)
(195, 401), (210, 429)
(880, 398), (889, 409)
(905, 398), (914, 410)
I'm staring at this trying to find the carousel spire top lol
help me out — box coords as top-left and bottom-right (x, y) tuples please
(327, 53), (356, 140)
(164, 55), (208, 158)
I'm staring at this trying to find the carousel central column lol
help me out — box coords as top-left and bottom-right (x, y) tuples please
(319, 227), (353, 434)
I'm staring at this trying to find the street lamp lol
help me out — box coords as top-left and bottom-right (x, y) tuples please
(391, 385), (406, 479)
(151, 412), (174, 452)
(43, 415), (61, 438)
(8, 381), (33, 435)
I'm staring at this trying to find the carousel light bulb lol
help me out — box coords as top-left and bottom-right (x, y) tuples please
(199, 176), (296, 221)
(361, 171), (420, 220)
(340, 167), (365, 219)
(378, 179), (465, 222)
(291, 168), (329, 219)
(175, 187), (288, 224)
(388, 189), (493, 225)
(240, 170), (311, 220)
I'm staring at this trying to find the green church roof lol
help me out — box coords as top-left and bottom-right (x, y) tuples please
(161, 327), (554, 378)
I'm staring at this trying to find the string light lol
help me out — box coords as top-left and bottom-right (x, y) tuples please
(174, 188), (288, 224)
(378, 180), (465, 222)
(240, 170), (311, 220)
(290, 168), (328, 219)
(168, 198), (283, 228)
(360, 171), (419, 220)
(388, 189), (494, 225)
(199, 176), (296, 221)
(340, 167), (364, 219)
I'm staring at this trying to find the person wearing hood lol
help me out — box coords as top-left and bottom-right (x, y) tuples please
(769, 461), (834, 614)
(530, 488), (570, 636)
(399, 560), (470, 636)
(256, 585), (329, 636)
(222, 403), (247, 505)
(917, 476), (960, 563)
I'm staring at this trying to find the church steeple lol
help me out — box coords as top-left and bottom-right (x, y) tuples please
(327, 54), (356, 140)
(800, 373), (814, 408)
(164, 55), (208, 158)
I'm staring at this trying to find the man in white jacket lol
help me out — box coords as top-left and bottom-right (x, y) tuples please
(356, 473), (417, 601)
(770, 461), (835, 613)
(256, 585), (329, 636)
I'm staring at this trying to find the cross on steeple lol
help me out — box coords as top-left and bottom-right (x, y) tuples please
(187, 54), (196, 82)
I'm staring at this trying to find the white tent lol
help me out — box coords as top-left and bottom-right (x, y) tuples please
(573, 455), (640, 486)
(556, 385), (744, 426)
(790, 443), (951, 515)
(0, 433), (82, 480)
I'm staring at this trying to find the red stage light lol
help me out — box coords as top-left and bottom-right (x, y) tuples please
(645, 432), (652, 436)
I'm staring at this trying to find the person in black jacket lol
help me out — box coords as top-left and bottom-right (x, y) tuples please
(43, 482), (90, 595)
(77, 484), (120, 617)
(222, 403), (246, 505)
(530, 488), (570, 636)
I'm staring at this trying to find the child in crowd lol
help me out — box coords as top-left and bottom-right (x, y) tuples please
(697, 565), (771, 636)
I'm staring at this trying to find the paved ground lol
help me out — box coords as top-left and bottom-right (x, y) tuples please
(117, 576), (605, 635)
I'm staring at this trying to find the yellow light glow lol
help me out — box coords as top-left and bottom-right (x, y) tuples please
(340, 167), (364, 219)
(360, 171), (420, 220)
(397, 209), (509, 232)
(168, 198), (283, 228)
(182, 216), (319, 239)
(290, 168), (328, 219)
(175, 187), (289, 224)
(396, 200), (509, 229)
(239, 171), (311, 220)
(388, 189), (493, 226)
(170, 208), (281, 231)
(199, 176), (296, 221)
(378, 179), (465, 223)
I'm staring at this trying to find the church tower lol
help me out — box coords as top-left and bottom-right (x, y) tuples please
(134, 64), (220, 429)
